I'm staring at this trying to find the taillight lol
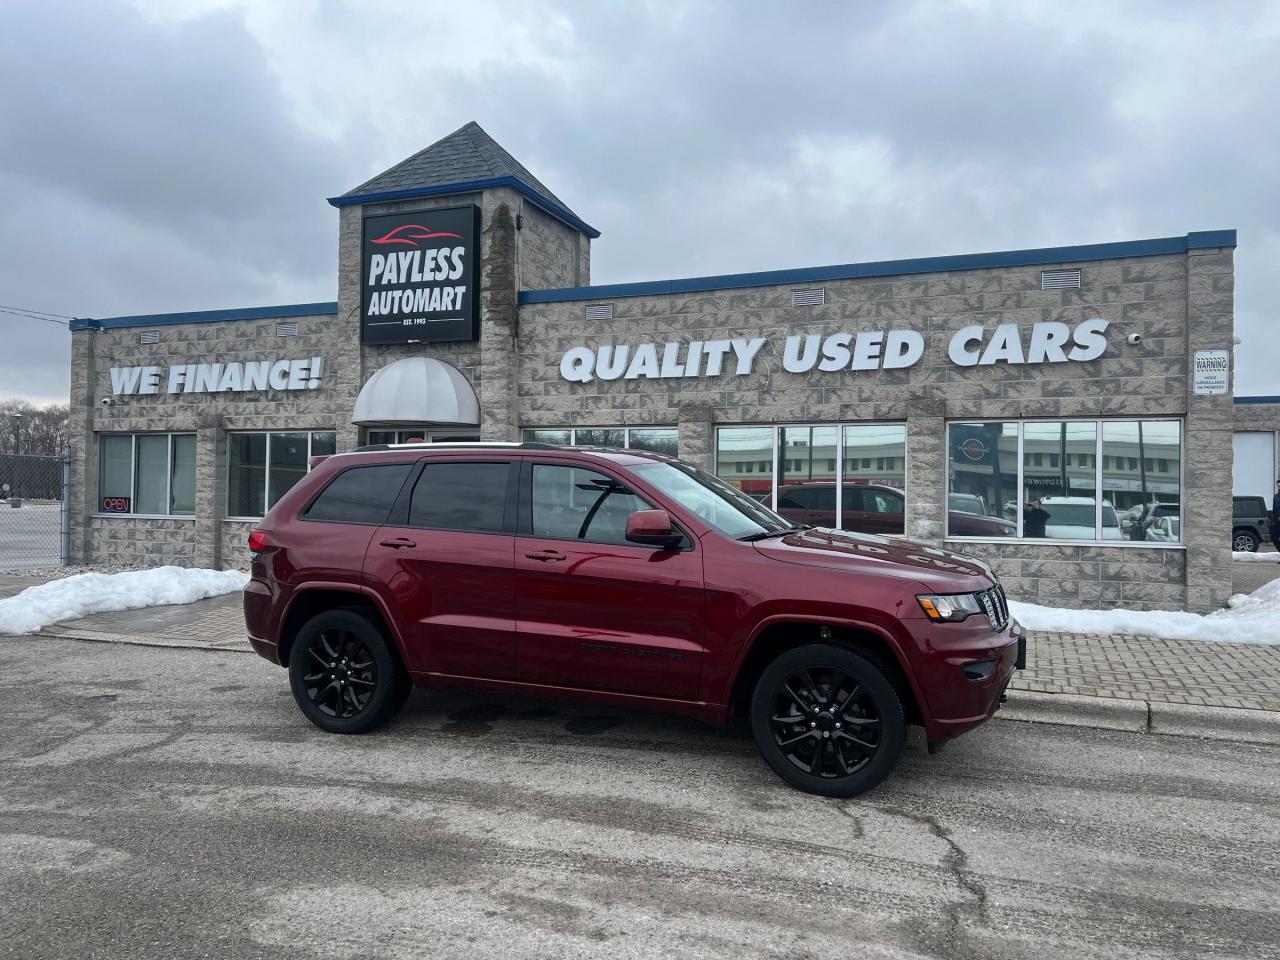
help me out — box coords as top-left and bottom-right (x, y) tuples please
(247, 529), (268, 553)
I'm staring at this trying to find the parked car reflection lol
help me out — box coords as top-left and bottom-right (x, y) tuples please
(769, 482), (1016, 537)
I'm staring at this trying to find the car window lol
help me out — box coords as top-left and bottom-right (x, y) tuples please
(776, 488), (813, 510)
(865, 490), (903, 514)
(842, 487), (864, 511)
(409, 461), (510, 532)
(1234, 497), (1263, 517)
(532, 464), (652, 545)
(304, 463), (413, 525)
(810, 487), (836, 511)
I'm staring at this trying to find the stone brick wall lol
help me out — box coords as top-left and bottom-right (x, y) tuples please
(516, 247), (1233, 611)
(68, 308), (348, 569)
(517, 201), (590, 290)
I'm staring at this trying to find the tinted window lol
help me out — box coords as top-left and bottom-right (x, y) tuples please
(1235, 497), (1263, 518)
(777, 488), (813, 510)
(842, 486), (863, 511)
(409, 461), (510, 532)
(304, 464), (412, 524)
(532, 465), (651, 545)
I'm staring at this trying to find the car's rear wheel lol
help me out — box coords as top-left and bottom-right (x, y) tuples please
(288, 609), (410, 734)
(1232, 529), (1260, 552)
(750, 644), (905, 797)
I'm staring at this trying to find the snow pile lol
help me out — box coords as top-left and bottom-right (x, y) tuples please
(1232, 550), (1280, 562)
(1010, 577), (1280, 645)
(0, 566), (249, 636)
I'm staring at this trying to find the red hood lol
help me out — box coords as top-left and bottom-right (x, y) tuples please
(752, 527), (994, 592)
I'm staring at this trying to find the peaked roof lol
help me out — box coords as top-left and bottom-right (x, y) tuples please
(330, 122), (598, 237)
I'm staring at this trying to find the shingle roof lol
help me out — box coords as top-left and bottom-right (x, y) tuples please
(338, 121), (588, 226)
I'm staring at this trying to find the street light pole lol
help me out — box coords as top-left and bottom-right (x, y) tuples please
(12, 413), (22, 456)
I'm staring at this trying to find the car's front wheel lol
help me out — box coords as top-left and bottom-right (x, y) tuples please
(750, 644), (905, 797)
(288, 609), (410, 734)
(1233, 529), (1260, 552)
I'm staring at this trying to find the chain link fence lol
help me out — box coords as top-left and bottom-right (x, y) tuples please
(0, 451), (69, 569)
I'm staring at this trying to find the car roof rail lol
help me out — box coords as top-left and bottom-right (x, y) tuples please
(352, 441), (567, 453)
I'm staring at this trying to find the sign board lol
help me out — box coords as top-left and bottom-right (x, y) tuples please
(101, 497), (131, 513)
(109, 357), (323, 395)
(559, 318), (1112, 382)
(361, 205), (480, 344)
(1192, 350), (1230, 395)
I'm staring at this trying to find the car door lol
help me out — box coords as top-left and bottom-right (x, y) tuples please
(363, 456), (518, 678)
(862, 488), (905, 535)
(514, 460), (705, 699)
(838, 485), (871, 533)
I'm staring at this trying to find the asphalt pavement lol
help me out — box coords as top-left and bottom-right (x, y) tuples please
(2, 638), (1278, 960)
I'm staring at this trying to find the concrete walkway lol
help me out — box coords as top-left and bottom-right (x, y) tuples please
(11, 561), (1280, 744)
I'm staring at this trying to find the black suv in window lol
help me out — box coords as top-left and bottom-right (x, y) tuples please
(1231, 496), (1271, 552)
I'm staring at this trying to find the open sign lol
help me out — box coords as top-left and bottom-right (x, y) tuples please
(101, 497), (131, 513)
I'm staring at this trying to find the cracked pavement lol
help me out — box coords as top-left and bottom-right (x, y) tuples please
(2, 638), (1278, 959)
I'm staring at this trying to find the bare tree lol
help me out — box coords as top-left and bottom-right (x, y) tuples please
(0, 399), (70, 456)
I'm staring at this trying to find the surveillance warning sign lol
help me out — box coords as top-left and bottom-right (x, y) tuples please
(360, 205), (480, 344)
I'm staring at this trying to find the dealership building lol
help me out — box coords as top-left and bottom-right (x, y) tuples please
(67, 122), (1238, 612)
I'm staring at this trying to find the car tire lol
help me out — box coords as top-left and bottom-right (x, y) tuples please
(288, 609), (410, 734)
(1232, 529), (1260, 553)
(750, 644), (905, 797)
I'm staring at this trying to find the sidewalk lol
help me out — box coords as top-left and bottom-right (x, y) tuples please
(12, 563), (1280, 745)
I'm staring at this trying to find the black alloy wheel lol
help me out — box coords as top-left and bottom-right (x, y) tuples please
(751, 644), (905, 797)
(288, 609), (411, 734)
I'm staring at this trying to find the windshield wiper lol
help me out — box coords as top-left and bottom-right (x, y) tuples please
(738, 524), (810, 542)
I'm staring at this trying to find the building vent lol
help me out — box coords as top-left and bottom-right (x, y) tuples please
(585, 303), (614, 321)
(1041, 268), (1082, 289)
(791, 288), (826, 306)
(139, 330), (159, 344)
(276, 320), (299, 337)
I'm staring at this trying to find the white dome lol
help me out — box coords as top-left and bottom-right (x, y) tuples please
(352, 357), (479, 426)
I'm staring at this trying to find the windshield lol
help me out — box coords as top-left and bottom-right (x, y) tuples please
(949, 493), (986, 515)
(626, 460), (793, 540)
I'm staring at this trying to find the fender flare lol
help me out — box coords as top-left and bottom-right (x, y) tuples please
(728, 613), (932, 722)
(278, 581), (414, 668)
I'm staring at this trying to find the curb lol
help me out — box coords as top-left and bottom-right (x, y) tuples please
(30, 628), (252, 654)
(998, 689), (1280, 746)
(998, 690), (1148, 733)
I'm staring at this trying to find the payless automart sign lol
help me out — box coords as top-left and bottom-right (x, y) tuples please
(360, 205), (481, 344)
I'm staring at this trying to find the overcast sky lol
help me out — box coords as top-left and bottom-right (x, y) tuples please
(2, 0), (1277, 405)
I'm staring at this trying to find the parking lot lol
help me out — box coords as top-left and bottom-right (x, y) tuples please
(2, 638), (1277, 959)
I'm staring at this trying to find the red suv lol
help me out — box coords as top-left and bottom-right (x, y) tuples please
(244, 443), (1025, 796)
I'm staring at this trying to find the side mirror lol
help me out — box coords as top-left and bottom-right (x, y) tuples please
(625, 509), (682, 549)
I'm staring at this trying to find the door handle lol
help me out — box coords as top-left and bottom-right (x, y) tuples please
(525, 549), (566, 562)
(378, 537), (417, 549)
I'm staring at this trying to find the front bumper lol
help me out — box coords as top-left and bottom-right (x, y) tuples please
(920, 619), (1025, 743)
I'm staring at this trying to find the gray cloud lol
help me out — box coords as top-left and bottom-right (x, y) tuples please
(2, 0), (1277, 403)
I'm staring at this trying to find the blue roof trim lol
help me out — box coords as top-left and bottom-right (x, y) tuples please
(518, 231), (1238, 305)
(1234, 395), (1280, 405)
(72, 301), (338, 332)
(327, 175), (601, 239)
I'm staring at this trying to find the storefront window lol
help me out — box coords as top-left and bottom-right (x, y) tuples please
(947, 422), (1019, 537)
(947, 420), (1182, 542)
(842, 424), (907, 534)
(1022, 422), (1098, 540)
(1103, 421), (1182, 542)
(715, 423), (907, 533)
(715, 427), (774, 502)
(227, 431), (337, 519)
(521, 427), (679, 456)
(97, 433), (196, 516)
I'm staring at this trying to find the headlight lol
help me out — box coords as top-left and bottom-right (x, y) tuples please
(917, 593), (983, 622)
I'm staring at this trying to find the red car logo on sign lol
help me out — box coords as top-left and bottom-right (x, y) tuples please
(960, 438), (988, 461)
(370, 224), (463, 247)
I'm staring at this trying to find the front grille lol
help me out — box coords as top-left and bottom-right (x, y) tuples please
(978, 584), (1009, 631)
